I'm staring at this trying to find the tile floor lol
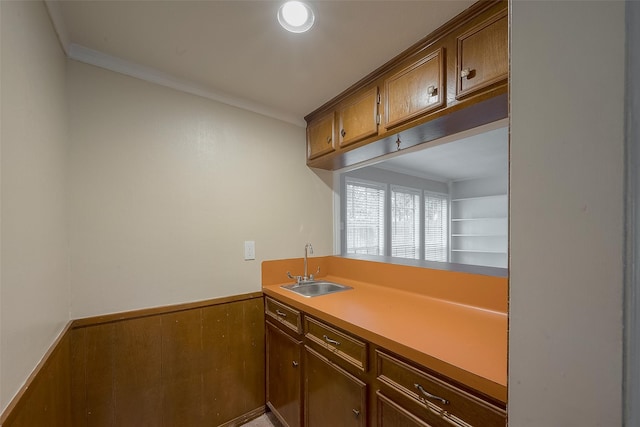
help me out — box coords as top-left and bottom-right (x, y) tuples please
(241, 411), (283, 427)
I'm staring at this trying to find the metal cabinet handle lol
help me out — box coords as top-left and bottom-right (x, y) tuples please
(341, 129), (346, 137)
(323, 334), (340, 346)
(415, 383), (449, 405)
(292, 360), (299, 367)
(460, 68), (472, 79)
(427, 85), (436, 96)
(275, 309), (287, 317)
(326, 136), (332, 144)
(352, 409), (360, 418)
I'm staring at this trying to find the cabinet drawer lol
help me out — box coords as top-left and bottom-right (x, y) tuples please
(376, 351), (505, 427)
(265, 297), (302, 335)
(304, 316), (367, 372)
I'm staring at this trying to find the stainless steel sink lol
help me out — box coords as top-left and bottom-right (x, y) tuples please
(281, 280), (353, 298)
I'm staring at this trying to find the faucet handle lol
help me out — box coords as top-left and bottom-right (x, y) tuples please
(287, 271), (302, 283)
(309, 266), (320, 281)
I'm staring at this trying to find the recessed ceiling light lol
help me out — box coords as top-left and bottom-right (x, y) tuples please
(278, 1), (315, 33)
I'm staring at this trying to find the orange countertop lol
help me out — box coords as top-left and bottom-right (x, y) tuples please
(262, 256), (508, 403)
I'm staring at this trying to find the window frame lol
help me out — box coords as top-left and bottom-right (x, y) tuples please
(341, 176), (449, 262)
(342, 177), (387, 256)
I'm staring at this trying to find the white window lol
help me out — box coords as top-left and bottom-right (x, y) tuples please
(391, 186), (421, 259)
(345, 179), (385, 255)
(343, 177), (449, 263)
(424, 192), (448, 262)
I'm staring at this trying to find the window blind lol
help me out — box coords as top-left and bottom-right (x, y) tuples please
(345, 179), (385, 255)
(391, 186), (421, 259)
(424, 192), (448, 262)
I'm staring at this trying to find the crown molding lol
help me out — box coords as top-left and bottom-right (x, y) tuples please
(43, 1), (305, 127)
(67, 44), (305, 127)
(44, 0), (70, 56)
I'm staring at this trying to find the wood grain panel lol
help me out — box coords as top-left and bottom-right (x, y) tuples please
(85, 323), (117, 427)
(2, 293), (265, 427)
(161, 309), (204, 426)
(1, 329), (72, 427)
(202, 298), (265, 426)
(114, 315), (163, 427)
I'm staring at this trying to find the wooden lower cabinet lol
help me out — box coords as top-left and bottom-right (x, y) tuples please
(266, 321), (303, 427)
(264, 296), (505, 427)
(304, 346), (367, 427)
(377, 392), (433, 427)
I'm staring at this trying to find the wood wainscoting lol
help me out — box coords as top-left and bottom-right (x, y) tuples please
(1, 292), (266, 427)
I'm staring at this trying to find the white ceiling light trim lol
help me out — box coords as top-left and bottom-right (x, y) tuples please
(278, 1), (315, 33)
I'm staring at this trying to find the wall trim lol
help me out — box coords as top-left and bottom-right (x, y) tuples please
(43, 1), (304, 128)
(71, 291), (264, 328)
(67, 44), (305, 128)
(625, 2), (640, 425)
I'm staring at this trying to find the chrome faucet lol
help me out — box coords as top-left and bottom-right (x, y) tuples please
(304, 243), (313, 281)
(286, 243), (319, 284)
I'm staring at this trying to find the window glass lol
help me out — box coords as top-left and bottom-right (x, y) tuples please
(345, 179), (385, 255)
(425, 192), (449, 262)
(391, 186), (421, 259)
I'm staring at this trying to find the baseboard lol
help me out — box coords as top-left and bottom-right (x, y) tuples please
(219, 406), (266, 427)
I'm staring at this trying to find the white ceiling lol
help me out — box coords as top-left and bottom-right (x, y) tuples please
(372, 125), (508, 181)
(47, 0), (476, 126)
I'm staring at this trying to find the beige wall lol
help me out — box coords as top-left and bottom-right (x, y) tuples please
(509, 1), (625, 425)
(0, 0), (70, 411)
(67, 60), (333, 318)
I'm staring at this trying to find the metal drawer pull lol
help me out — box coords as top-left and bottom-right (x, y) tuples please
(352, 409), (360, 418)
(415, 383), (449, 405)
(292, 361), (299, 367)
(460, 67), (472, 78)
(323, 334), (340, 346)
(427, 85), (436, 96)
(275, 309), (287, 317)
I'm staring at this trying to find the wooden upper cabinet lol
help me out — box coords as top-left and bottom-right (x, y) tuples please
(307, 112), (335, 161)
(456, 9), (508, 99)
(305, 1), (509, 170)
(338, 86), (379, 148)
(383, 47), (445, 131)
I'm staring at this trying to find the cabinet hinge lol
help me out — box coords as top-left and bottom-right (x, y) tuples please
(377, 93), (381, 104)
(376, 114), (381, 125)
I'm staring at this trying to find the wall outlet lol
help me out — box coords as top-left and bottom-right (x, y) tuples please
(244, 241), (255, 260)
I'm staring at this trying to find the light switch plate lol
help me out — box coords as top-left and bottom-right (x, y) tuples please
(244, 241), (255, 260)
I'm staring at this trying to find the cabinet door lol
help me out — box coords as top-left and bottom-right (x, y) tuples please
(307, 112), (335, 161)
(338, 86), (379, 148)
(266, 322), (303, 427)
(304, 346), (366, 427)
(377, 392), (433, 427)
(456, 9), (508, 99)
(384, 48), (444, 131)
